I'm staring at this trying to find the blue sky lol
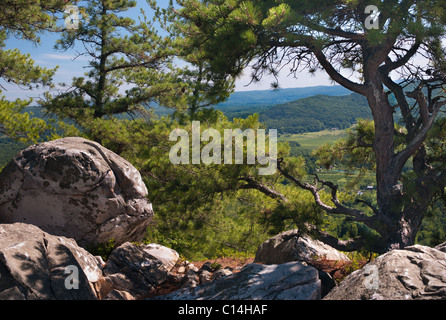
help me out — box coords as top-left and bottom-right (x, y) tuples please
(1, 0), (334, 102)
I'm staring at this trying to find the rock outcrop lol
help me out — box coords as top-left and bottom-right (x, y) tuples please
(154, 262), (321, 300)
(0, 223), (183, 300)
(254, 229), (350, 264)
(0, 223), (322, 300)
(435, 241), (446, 253)
(100, 242), (180, 299)
(0, 137), (153, 247)
(0, 223), (103, 300)
(254, 230), (353, 298)
(2, 223), (446, 301)
(324, 244), (446, 300)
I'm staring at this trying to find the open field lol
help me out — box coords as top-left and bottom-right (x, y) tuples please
(278, 129), (376, 189)
(279, 129), (347, 149)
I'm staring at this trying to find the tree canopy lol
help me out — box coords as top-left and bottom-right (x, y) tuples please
(0, 0), (80, 144)
(174, 0), (446, 252)
(1, 0), (446, 257)
(40, 0), (184, 123)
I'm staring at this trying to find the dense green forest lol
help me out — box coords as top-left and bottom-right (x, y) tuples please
(1, 99), (444, 258)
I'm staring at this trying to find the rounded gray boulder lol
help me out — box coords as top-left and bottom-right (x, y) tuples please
(324, 244), (446, 300)
(0, 137), (153, 247)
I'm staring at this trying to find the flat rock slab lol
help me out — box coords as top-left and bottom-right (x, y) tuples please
(154, 261), (321, 300)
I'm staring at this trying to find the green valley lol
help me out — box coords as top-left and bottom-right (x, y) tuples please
(259, 93), (371, 134)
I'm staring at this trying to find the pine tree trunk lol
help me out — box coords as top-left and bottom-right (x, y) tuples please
(366, 80), (415, 252)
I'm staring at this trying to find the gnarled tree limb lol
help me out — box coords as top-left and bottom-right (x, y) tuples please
(277, 158), (369, 220)
(394, 92), (446, 175)
(239, 176), (288, 202)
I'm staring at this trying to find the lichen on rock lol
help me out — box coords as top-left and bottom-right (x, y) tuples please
(0, 137), (153, 247)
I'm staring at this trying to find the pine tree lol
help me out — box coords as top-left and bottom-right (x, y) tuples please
(41, 0), (185, 125)
(176, 0), (446, 253)
(0, 0), (78, 144)
(149, 0), (236, 117)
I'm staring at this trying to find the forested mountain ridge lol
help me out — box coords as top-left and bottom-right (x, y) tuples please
(259, 93), (372, 134)
(220, 85), (351, 106)
(155, 85), (356, 119)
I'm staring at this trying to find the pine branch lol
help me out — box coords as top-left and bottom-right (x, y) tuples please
(277, 158), (378, 227)
(239, 176), (288, 203)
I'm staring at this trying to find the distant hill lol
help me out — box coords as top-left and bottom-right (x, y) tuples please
(219, 85), (351, 107)
(151, 85), (353, 119)
(259, 93), (372, 134)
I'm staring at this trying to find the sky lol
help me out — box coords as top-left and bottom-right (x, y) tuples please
(0, 0), (335, 102)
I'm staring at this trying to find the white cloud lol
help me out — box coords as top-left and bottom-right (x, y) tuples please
(40, 53), (90, 62)
(235, 68), (333, 92)
(41, 53), (77, 61)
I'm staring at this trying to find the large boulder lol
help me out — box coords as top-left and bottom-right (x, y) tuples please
(324, 244), (446, 300)
(0, 137), (153, 247)
(154, 261), (321, 300)
(0, 223), (103, 300)
(254, 229), (350, 264)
